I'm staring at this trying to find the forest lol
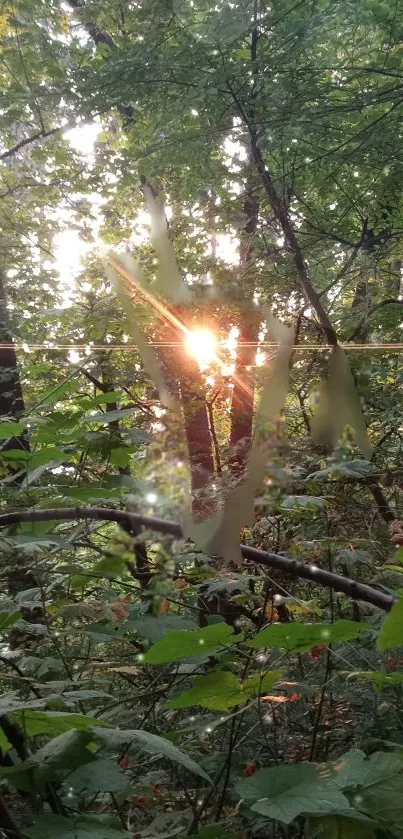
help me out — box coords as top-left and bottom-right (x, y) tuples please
(2, 0), (403, 836)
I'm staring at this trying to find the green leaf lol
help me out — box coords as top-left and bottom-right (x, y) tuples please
(242, 670), (282, 697)
(23, 461), (65, 486)
(130, 428), (153, 444)
(305, 813), (376, 838)
(144, 624), (243, 664)
(87, 407), (135, 423)
(67, 757), (130, 795)
(93, 727), (212, 782)
(167, 671), (246, 711)
(29, 446), (70, 469)
(0, 730), (98, 792)
(24, 814), (130, 839)
(247, 621), (371, 653)
(0, 448), (29, 461)
(330, 749), (403, 831)
(377, 597), (403, 651)
(126, 614), (198, 643)
(281, 495), (327, 513)
(61, 485), (122, 501)
(93, 554), (128, 578)
(235, 764), (349, 824)
(343, 670), (403, 690)
(110, 446), (131, 468)
(0, 421), (24, 438)
(0, 710), (106, 751)
(87, 391), (122, 406)
(308, 460), (376, 482)
(39, 379), (78, 406)
(0, 607), (21, 633)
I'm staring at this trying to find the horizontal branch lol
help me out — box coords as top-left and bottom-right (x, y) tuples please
(0, 507), (395, 612)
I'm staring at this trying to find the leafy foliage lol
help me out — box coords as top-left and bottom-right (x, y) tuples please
(1, 0), (403, 836)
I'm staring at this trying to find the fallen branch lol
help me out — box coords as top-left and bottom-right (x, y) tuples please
(0, 507), (395, 611)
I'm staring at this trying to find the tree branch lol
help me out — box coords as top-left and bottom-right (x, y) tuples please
(0, 127), (61, 162)
(0, 507), (395, 611)
(348, 298), (403, 342)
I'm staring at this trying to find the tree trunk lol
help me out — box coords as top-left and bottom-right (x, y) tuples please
(0, 270), (29, 456)
(229, 181), (260, 476)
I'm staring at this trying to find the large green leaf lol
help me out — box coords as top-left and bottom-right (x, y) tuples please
(167, 671), (246, 711)
(168, 669), (282, 711)
(92, 727), (211, 782)
(305, 813), (377, 838)
(330, 749), (403, 831)
(24, 814), (130, 839)
(28, 446), (71, 469)
(66, 758), (130, 795)
(0, 730), (98, 792)
(247, 621), (371, 653)
(0, 710), (106, 752)
(377, 597), (403, 651)
(144, 624), (243, 664)
(235, 764), (349, 824)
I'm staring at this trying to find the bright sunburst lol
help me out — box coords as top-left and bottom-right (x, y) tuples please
(185, 328), (217, 367)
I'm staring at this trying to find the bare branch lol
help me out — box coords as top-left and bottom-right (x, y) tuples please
(0, 506), (395, 611)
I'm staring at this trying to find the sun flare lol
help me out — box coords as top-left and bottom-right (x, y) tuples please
(185, 328), (217, 367)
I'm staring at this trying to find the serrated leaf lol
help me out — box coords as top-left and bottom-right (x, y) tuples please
(144, 624), (243, 664)
(377, 598), (403, 651)
(168, 671), (246, 711)
(242, 670), (282, 697)
(247, 620), (371, 653)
